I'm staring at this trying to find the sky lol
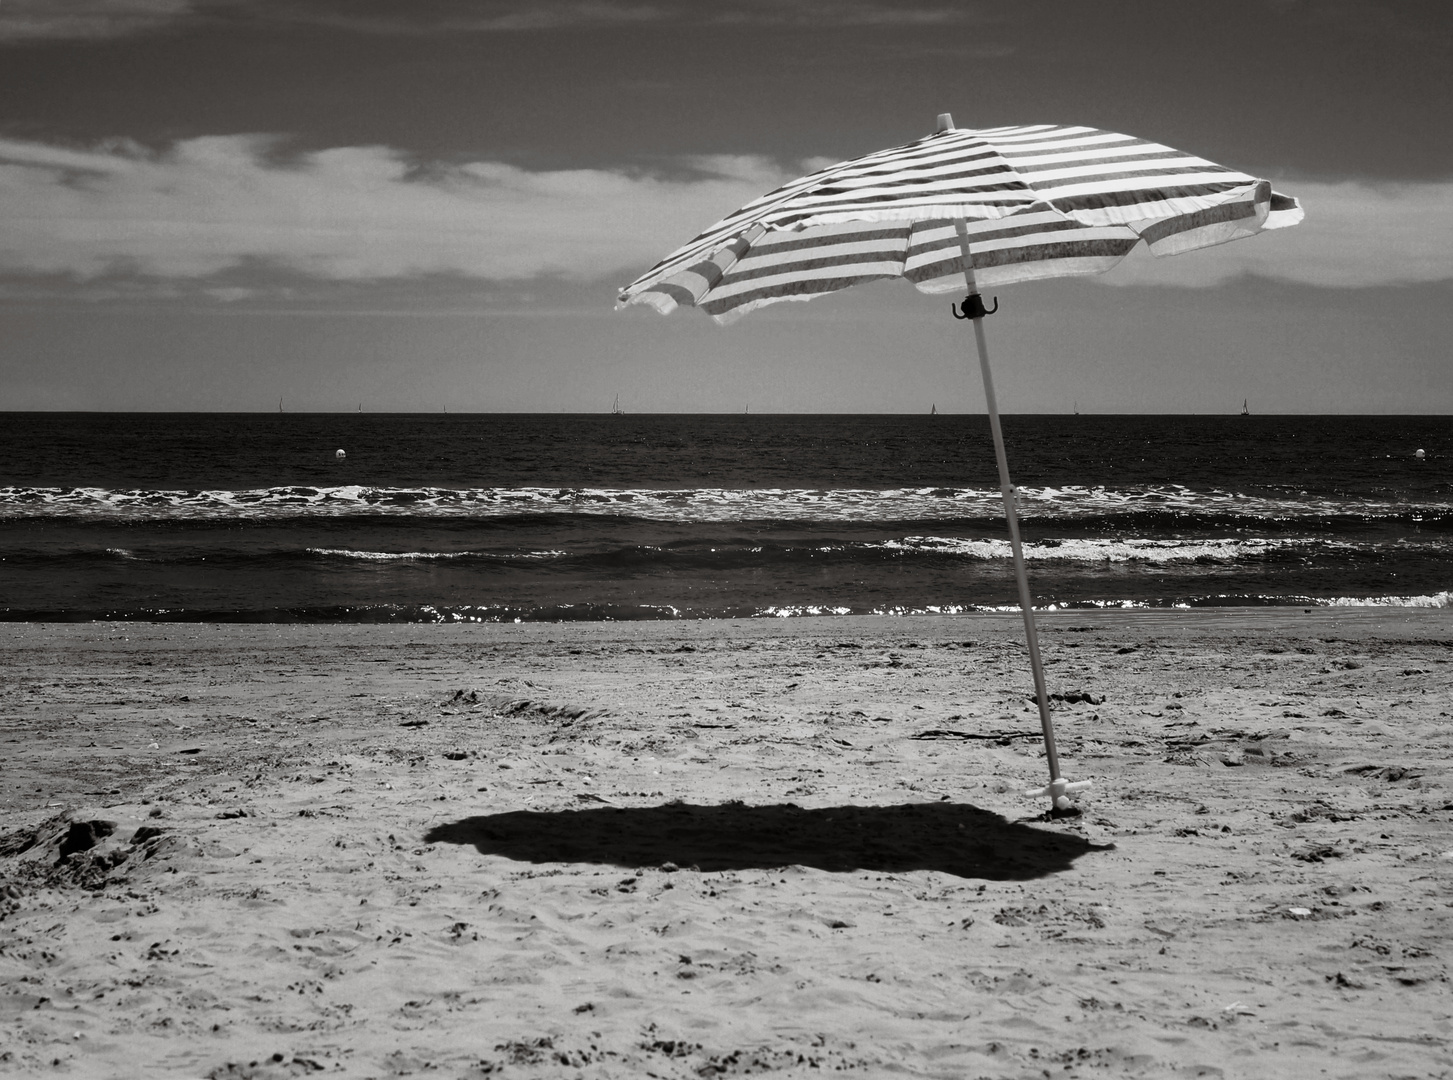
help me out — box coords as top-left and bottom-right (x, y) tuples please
(1, 0), (1450, 413)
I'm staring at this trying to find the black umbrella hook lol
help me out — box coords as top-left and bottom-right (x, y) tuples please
(951, 293), (998, 320)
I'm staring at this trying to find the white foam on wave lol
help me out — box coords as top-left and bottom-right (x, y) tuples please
(747, 591), (1453, 619)
(1324, 590), (1452, 609)
(756, 605), (855, 618)
(305, 547), (566, 562)
(2, 483), (1445, 524)
(410, 603), (686, 623)
(879, 535), (1343, 563)
(974, 593), (1453, 611)
(307, 547), (462, 561)
(981, 599), (1157, 612)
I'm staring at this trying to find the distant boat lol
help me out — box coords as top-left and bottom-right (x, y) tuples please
(930, 403), (937, 415)
(612, 393), (623, 415)
(1241, 399), (1250, 416)
(1074, 400), (1079, 415)
(278, 396), (283, 413)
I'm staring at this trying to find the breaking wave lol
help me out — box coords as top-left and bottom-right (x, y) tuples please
(1, 483), (1447, 526)
(3, 592), (1448, 624)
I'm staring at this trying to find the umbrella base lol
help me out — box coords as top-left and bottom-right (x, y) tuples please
(1026, 777), (1093, 814)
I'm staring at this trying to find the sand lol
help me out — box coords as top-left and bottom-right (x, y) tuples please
(1, 610), (1451, 1079)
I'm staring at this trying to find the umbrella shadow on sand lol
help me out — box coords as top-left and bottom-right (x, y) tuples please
(424, 800), (1111, 881)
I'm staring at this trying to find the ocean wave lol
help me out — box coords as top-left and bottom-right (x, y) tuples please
(5, 591), (1448, 624)
(1, 482), (1447, 525)
(5, 534), (1396, 572)
(814, 592), (1453, 616)
(0, 603), (693, 624)
(756, 605), (856, 618)
(1324, 590), (1452, 609)
(877, 536), (1349, 564)
(305, 547), (568, 562)
(1033, 592), (1453, 611)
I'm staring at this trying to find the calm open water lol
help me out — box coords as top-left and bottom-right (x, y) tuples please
(0, 413), (1448, 621)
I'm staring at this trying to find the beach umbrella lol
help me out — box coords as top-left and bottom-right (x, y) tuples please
(617, 114), (1303, 814)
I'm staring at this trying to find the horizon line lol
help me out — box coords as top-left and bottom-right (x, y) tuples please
(1, 410), (1449, 418)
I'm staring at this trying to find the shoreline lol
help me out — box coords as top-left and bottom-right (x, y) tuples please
(2, 610), (1451, 1077)
(2, 599), (1450, 629)
(2, 603), (1450, 651)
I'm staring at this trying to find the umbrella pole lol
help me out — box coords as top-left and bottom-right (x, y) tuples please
(954, 223), (1087, 815)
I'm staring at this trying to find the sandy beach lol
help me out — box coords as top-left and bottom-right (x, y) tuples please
(1, 609), (1450, 1079)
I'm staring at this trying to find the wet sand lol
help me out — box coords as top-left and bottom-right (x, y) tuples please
(1, 610), (1451, 1079)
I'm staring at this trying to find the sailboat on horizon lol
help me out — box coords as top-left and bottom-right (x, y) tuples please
(1241, 398), (1250, 416)
(611, 393), (623, 415)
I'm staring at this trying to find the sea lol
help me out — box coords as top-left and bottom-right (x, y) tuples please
(0, 413), (1448, 623)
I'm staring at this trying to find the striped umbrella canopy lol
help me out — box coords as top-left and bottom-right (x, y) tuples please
(617, 116), (1302, 815)
(618, 119), (1301, 322)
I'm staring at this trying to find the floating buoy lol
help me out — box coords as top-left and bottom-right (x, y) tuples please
(1415, 448), (1425, 459)
(335, 449), (346, 461)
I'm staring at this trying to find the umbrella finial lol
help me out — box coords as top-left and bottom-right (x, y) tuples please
(935, 112), (955, 132)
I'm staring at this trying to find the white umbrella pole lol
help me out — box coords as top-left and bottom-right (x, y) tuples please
(954, 221), (1088, 814)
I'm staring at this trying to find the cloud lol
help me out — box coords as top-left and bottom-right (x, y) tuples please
(701, 0), (981, 27)
(0, 0), (194, 42)
(0, 0), (990, 42)
(261, 0), (992, 34)
(3, 137), (1449, 296)
(0, 135), (793, 284)
(257, 0), (668, 36)
(1099, 181), (1453, 288)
